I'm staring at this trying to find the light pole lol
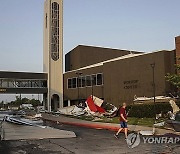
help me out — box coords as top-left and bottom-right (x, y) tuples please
(151, 63), (156, 125)
(150, 63), (156, 104)
(76, 72), (82, 105)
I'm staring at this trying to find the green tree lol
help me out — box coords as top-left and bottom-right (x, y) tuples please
(29, 99), (41, 107)
(166, 63), (180, 89)
(21, 98), (30, 104)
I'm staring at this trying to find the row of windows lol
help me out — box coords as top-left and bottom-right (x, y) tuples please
(68, 73), (103, 89)
(0, 79), (47, 88)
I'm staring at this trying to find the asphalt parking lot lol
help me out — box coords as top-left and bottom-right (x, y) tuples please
(0, 123), (180, 154)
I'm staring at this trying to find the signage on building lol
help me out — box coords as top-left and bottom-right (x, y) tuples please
(124, 80), (139, 89)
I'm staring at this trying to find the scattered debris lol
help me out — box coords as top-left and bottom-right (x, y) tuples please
(101, 102), (117, 116)
(92, 117), (103, 122)
(93, 96), (104, 107)
(165, 100), (180, 132)
(57, 96), (118, 120)
(85, 96), (106, 113)
(166, 112), (180, 132)
(169, 100), (180, 114)
(134, 95), (176, 104)
(167, 111), (176, 120)
(20, 104), (34, 110)
(58, 105), (85, 116)
(154, 121), (165, 127)
(139, 127), (155, 136)
(3, 115), (46, 128)
(156, 112), (163, 120)
(34, 113), (42, 118)
(84, 96), (117, 117)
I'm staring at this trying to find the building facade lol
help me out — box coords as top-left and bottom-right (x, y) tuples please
(43, 0), (63, 111)
(65, 45), (140, 72)
(63, 37), (180, 107)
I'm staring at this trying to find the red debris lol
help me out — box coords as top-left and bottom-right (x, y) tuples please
(86, 96), (97, 112)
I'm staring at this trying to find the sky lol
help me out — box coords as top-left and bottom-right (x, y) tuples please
(0, 0), (180, 101)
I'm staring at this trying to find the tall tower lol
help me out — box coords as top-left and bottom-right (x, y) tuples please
(43, 0), (63, 111)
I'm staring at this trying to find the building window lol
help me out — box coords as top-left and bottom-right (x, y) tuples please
(72, 78), (77, 88)
(68, 78), (72, 89)
(82, 76), (86, 87)
(97, 73), (103, 85)
(67, 73), (103, 89)
(45, 13), (47, 28)
(86, 75), (92, 87)
(51, 2), (59, 61)
(78, 77), (82, 88)
(91, 74), (97, 86)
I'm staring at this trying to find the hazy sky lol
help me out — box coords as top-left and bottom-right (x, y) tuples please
(0, 0), (180, 101)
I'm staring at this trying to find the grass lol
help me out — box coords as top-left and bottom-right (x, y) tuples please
(69, 114), (158, 127)
(93, 117), (155, 127)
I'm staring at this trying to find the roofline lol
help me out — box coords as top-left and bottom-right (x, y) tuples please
(64, 50), (173, 74)
(65, 44), (143, 56)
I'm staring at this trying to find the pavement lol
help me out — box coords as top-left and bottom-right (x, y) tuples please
(0, 124), (180, 154)
(41, 113), (179, 135)
(1, 122), (76, 140)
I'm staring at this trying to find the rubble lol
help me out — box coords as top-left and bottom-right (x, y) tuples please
(58, 105), (85, 116)
(134, 95), (176, 104)
(154, 121), (165, 127)
(169, 100), (180, 114)
(139, 128), (155, 136)
(57, 96), (118, 119)
(3, 115), (46, 128)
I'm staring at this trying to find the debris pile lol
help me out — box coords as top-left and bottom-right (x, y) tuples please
(3, 115), (45, 128)
(58, 96), (118, 118)
(169, 100), (180, 114)
(134, 95), (176, 104)
(58, 105), (85, 116)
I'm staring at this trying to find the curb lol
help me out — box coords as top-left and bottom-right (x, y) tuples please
(43, 118), (121, 132)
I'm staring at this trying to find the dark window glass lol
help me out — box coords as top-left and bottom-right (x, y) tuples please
(91, 74), (97, 86)
(82, 76), (86, 87)
(86, 75), (91, 87)
(68, 79), (72, 89)
(97, 73), (103, 85)
(45, 13), (47, 28)
(72, 78), (77, 88)
(77, 77), (82, 88)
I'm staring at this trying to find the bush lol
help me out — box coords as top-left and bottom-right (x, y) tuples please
(126, 102), (180, 118)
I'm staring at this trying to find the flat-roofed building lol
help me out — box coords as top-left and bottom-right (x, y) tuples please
(63, 37), (179, 107)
